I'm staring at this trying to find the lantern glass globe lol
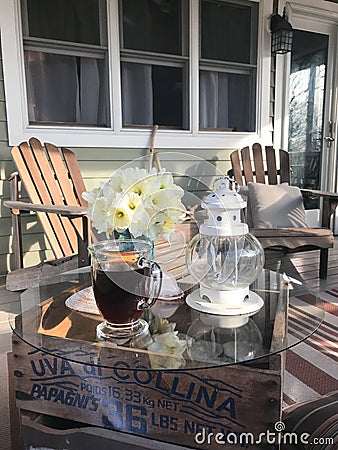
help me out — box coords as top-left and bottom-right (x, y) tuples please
(186, 233), (264, 292)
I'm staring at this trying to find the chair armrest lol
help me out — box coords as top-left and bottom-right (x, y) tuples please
(4, 200), (89, 217)
(8, 171), (20, 182)
(300, 188), (338, 199)
(300, 189), (338, 228)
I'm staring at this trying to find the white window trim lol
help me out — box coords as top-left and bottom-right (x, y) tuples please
(0, 0), (272, 149)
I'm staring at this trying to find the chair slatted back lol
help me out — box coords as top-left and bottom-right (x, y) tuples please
(230, 143), (291, 186)
(11, 138), (87, 259)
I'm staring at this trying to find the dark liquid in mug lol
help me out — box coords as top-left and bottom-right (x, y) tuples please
(92, 267), (147, 324)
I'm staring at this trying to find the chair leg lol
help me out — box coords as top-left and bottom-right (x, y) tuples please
(319, 248), (328, 279)
(77, 216), (90, 267)
(11, 212), (23, 270)
(9, 173), (23, 270)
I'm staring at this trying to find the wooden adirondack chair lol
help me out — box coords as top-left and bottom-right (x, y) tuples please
(229, 143), (338, 279)
(4, 137), (90, 290)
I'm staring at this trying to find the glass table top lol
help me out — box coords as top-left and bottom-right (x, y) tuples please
(10, 267), (324, 372)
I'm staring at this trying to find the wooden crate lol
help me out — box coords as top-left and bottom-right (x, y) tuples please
(12, 244), (286, 449)
(13, 334), (282, 450)
(20, 410), (194, 450)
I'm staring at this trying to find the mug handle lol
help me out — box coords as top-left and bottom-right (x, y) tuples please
(137, 257), (162, 310)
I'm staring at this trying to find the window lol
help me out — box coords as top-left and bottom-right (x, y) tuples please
(199, 0), (258, 132)
(120, 0), (189, 130)
(1, 0), (271, 147)
(21, 0), (109, 126)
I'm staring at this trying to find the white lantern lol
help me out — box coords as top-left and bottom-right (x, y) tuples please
(185, 177), (265, 321)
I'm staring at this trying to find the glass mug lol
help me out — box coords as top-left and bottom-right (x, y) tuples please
(88, 239), (162, 342)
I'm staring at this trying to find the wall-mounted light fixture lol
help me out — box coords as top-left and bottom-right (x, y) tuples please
(270, 8), (293, 55)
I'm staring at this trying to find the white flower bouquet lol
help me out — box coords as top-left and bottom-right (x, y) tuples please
(82, 167), (186, 241)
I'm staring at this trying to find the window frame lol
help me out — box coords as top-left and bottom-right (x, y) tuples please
(0, 0), (272, 148)
(199, 0), (259, 132)
(119, 0), (189, 130)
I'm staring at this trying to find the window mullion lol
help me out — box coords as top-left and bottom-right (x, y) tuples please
(181, 1), (189, 130)
(21, 0), (29, 36)
(23, 39), (107, 59)
(99, 0), (108, 45)
(200, 58), (257, 70)
(109, 0), (122, 132)
(190, 0), (199, 135)
(121, 48), (189, 63)
(181, 0), (189, 57)
(120, 53), (188, 68)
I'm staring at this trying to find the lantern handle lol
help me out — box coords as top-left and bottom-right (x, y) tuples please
(213, 176), (240, 193)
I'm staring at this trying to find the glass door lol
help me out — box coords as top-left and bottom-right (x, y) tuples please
(288, 30), (329, 208)
(283, 6), (338, 228)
